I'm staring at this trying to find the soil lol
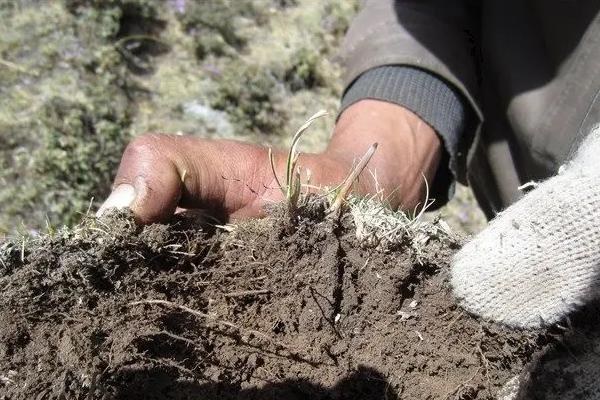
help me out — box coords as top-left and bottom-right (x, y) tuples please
(0, 206), (548, 400)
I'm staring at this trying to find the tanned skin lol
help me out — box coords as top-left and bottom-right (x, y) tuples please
(98, 99), (442, 223)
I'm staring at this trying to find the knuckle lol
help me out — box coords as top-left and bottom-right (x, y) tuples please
(123, 134), (170, 160)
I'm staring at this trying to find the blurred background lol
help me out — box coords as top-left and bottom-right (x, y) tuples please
(0, 0), (485, 237)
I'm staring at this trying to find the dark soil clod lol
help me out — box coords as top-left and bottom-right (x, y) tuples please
(0, 209), (548, 399)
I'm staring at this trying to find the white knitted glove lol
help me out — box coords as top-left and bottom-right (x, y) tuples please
(451, 126), (600, 328)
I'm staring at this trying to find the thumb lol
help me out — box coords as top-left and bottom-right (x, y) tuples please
(96, 134), (189, 223)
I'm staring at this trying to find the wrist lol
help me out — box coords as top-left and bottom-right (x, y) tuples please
(328, 99), (442, 209)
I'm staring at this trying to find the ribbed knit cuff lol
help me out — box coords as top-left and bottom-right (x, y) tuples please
(340, 65), (473, 205)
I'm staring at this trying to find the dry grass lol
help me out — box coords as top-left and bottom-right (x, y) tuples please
(348, 191), (455, 257)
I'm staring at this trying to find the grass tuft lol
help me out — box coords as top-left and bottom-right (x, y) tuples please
(269, 109), (328, 212)
(348, 178), (454, 256)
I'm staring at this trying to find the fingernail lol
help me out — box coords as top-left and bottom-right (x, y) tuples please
(96, 184), (136, 217)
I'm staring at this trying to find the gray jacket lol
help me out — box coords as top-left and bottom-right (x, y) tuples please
(340, 0), (600, 217)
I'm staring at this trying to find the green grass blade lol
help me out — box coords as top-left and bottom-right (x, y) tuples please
(286, 109), (328, 188)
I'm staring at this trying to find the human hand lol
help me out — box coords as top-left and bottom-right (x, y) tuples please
(451, 126), (600, 328)
(97, 101), (442, 223)
(95, 135), (334, 223)
(450, 126), (600, 399)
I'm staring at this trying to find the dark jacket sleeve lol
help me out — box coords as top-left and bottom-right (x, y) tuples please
(339, 0), (482, 192)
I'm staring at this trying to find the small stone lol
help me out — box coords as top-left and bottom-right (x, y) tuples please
(396, 311), (415, 321)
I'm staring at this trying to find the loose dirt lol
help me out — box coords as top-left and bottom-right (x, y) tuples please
(0, 206), (548, 399)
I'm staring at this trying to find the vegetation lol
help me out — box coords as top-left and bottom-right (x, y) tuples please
(0, 0), (485, 237)
(268, 109), (328, 213)
(0, 0), (359, 235)
(0, 1), (143, 234)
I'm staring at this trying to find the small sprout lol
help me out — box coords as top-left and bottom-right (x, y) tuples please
(290, 167), (302, 207)
(285, 109), (328, 201)
(328, 143), (378, 216)
(45, 217), (55, 237)
(85, 198), (95, 218)
(268, 109), (328, 211)
(409, 173), (434, 224)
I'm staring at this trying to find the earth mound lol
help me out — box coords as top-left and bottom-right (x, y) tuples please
(0, 204), (547, 399)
